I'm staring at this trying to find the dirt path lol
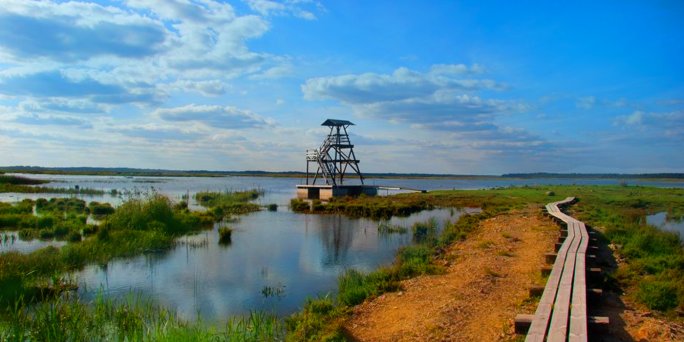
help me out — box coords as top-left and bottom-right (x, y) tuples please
(344, 206), (558, 341)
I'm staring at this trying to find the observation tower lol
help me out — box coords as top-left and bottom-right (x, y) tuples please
(296, 119), (377, 200)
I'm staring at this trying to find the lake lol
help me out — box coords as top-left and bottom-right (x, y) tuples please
(2, 173), (684, 321)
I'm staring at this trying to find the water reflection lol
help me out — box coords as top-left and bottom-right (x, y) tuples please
(0, 231), (66, 253)
(646, 212), (684, 241)
(74, 208), (474, 321)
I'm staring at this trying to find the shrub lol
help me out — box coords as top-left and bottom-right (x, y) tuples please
(68, 232), (82, 243)
(38, 230), (54, 240)
(290, 199), (310, 212)
(89, 202), (115, 217)
(636, 280), (679, 311)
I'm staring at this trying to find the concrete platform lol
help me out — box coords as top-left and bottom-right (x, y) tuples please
(296, 184), (378, 200)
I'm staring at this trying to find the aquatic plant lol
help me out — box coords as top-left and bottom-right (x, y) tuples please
(218, 226), (233, 245)
(376, 221), (408, 234)
(411, 217), (438, 244)
(88, 201), (115, 217)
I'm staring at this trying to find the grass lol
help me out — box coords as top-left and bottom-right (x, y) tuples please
(290, 196), (435, 219)
(0, 173), (104, 194)
(218, 226), (233, 245)
(195, 189), (263, 217)
(0, 294), (284, 341)
(377, 221), (408, 234)
(0, 174), (48, 185)
(0, 194), (216, 304)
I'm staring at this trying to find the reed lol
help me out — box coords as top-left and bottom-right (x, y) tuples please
(0, 293), (284, 341)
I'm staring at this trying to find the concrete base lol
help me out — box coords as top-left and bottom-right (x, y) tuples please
(296, 184), (378, 200)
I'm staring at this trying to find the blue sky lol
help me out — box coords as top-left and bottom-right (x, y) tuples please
(0, 0), (682, 174)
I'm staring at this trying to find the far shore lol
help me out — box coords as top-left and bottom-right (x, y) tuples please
(2, 167), (683, 181)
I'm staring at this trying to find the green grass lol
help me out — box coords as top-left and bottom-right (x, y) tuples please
(291, 196), (435, 219)
(0, 195), (216, 304)
(1, 294), (284, 341)
(195, 189), (263, 217)
(0, 174), (104, 194)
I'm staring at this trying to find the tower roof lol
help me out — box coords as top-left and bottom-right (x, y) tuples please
(321, 119), (354, 126)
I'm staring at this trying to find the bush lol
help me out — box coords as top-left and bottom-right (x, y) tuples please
(636, 280), (679, 311)
(68, 232), (82, 243)
(39, 230), (54, 240)
(290, 199), (310, 212)
(89, 202), (115, 217)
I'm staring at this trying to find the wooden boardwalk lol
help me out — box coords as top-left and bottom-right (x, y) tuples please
(516, 197), (606, 341)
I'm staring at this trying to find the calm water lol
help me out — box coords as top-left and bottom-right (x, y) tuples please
(646, 212), (684, 242)
(0, 231), (66, 253)
(2, 174), (684, 320)
(75, 208), (472, 321)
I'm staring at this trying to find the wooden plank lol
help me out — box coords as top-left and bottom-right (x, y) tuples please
(547, 220), (581, 341)
(569, 222), (590, 341)
(524, 198), (587, 341)
(525, 207), (577, 341)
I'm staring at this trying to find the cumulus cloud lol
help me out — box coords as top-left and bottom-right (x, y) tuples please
(167, 80), (226, 96)
(615, 110), (684, 140)
(0, 70), (159, 104)
(0, 1), (167, 62)
(301, 64), (556, 160)
(301, 65), (511, 130)
(303, 66), (505, 104)
(155, 104), (272, 129)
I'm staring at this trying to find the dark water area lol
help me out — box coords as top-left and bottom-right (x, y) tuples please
(646, 212), (684, 242)
(74, 208), (475, 321)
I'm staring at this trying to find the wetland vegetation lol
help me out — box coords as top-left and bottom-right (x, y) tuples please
(1, 182), (683, 340)
(0, 174), (104, 195)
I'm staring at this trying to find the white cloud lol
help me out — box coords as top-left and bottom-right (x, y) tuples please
(244, 0), (322, 20)
(154, 104), (273, 129)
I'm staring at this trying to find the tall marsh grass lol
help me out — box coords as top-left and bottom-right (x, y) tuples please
(1, 294), (284, 341)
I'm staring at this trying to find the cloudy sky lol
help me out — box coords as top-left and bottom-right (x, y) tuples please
(0, 1), (682, 174)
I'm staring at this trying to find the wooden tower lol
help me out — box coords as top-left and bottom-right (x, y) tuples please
(306, 119), (364, 186)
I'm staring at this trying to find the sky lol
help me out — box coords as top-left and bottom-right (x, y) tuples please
(0, 0), (682, 175)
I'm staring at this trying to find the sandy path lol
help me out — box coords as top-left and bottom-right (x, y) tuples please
(344, 207), (558, 341)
